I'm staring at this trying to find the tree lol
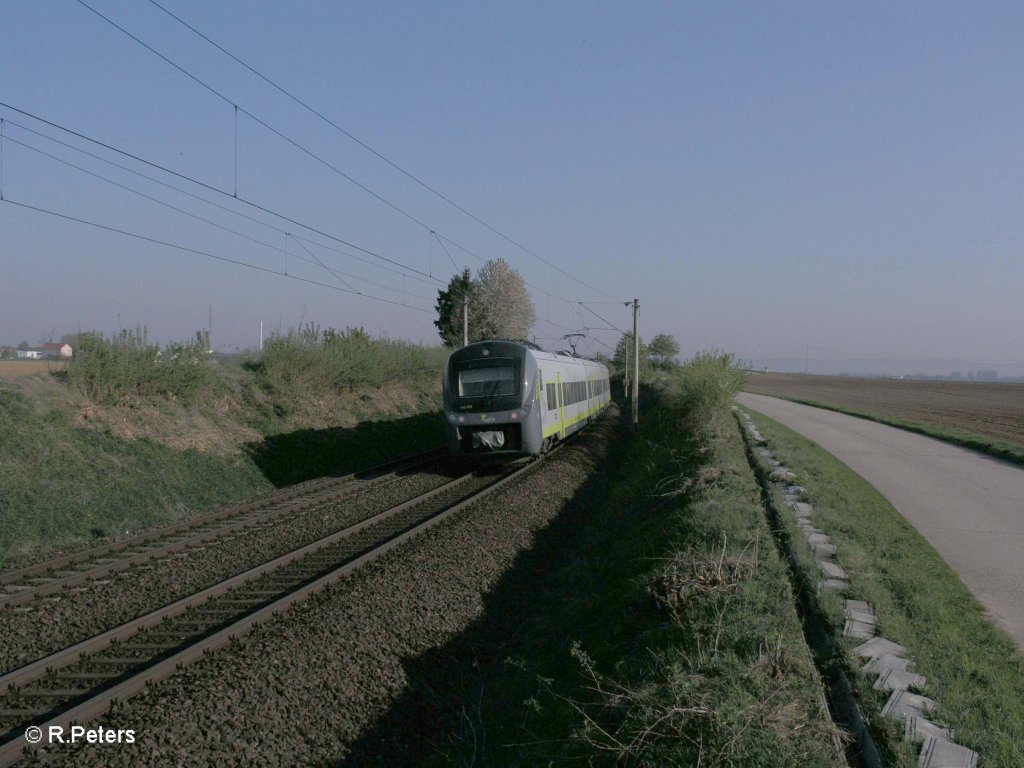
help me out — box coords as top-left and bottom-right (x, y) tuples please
(649, 333), (680, 368)
(17, 341), (29, 350)
(473, 258), (535, 341)
(434, 269), (475, 348)
(434, 259), (535, 346)
(613, 332), (651, 376)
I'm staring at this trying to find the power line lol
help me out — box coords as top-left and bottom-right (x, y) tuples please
(4, 130), (435, 302)
(147, 0), (623, 302)
(1, 197), (433, 313)
(6, 117), (449, 293)
(578, 302), (629, 335)
(0, 101), (446, 287)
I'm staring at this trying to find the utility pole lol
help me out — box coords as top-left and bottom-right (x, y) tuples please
(631, 298), (640, 431)
(208, 305), (213, 353)
(462, 295), (469, 347)
(259, 320), (264, 352)
(623, 333), (631, 394)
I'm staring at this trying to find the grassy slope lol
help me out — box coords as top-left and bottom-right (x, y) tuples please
(741, 407), (1024, 766)
(0, 371), (445, 563)
(401, 380), (843, 767)
(0, 387), (269, 563)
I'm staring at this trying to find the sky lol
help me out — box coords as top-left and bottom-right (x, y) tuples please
(1, 1), (1022, 372)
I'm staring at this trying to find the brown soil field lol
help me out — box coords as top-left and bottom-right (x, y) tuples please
(0, 360), (66, 379)
(743, 373), (1024, 446)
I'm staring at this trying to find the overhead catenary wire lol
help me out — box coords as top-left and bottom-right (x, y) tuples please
(147, 0), (623, 302)
(4, 131), (433, 302)
(0, 102), (446, 287)
(578, 302), (629, 336)
(77, 0), (621, 306)
(1, 104), (612, 346)
(0, 197), (433, 313)
(8, 116), (447, 292)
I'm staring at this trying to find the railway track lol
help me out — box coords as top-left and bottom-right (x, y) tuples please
(0, 449), (553, 766)
(0, 446), (448, 610)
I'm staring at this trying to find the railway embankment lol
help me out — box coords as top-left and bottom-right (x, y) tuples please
(4, 358), (854, 767)
(739, 407), (1024, 766)
(0, 332), (447, 565)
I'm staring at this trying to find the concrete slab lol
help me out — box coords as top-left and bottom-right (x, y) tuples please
(905, 716), (953, 743)
(862, 654), (913, 675)
(804, 532), (828, 544)
(873, 668), (927, 692)
(854, 637), (906, 659)
(818, 578), (849, 593)
(785, 484), (806, 496)
(792, 502), (814, 516)
(812, 543), (838, 560)
(770, 468), (796, 482)
(844, 599), (872, 615)
(844, 609), (876, 625)
(881, 690), (937, 720)
(918, 736), (977, 768)
(844, 619), (876, 640)
(818, 560), (849, 580)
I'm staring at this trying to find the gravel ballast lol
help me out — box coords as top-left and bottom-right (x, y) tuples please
(23, 419), (615, 767)
(0, 467), (457, 675)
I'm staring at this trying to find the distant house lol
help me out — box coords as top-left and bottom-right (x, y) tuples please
(16, 349), (44, 360)
(40, 343), (73, 359)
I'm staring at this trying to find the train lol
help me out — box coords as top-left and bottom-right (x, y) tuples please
(443, 339), (611, 457)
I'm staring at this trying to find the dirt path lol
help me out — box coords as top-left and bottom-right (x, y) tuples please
(737, 392), (1024, 652)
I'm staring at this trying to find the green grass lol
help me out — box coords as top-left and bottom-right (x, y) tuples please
(740, 407), (1024, 766)
(781, 396), (1024, 468)
(0, 387), (271, 563)
(0, 325), (452, 561)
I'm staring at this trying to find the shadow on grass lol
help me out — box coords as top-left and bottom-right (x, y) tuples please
(245, 411), (446, 487)
(337, 394), (706, 767)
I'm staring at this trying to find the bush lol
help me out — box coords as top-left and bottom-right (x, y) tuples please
(65, 327), (216, 405)
(676, 350), (747, 425)
(251, 324), (448, 398)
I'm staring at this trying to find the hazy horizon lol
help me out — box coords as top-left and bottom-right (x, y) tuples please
(2, 1), (1022, 366)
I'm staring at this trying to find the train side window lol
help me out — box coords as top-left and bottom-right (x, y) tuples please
(546, 383), (557, 411)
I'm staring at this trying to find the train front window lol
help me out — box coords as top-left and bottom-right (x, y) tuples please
(458, 365), (516, 398)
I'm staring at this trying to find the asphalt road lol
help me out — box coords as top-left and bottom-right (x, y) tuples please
(736, 392), (1024, 652)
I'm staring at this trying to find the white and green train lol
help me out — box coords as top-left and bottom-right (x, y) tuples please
(443, 340), (611, 456)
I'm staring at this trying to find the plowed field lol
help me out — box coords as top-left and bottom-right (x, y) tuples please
(743, 373), (1024, 446)
(0, 361), (63, 378)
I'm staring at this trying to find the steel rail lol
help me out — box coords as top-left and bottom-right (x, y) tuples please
(0, 447), (555, 766)
(0, 446), (447, 608)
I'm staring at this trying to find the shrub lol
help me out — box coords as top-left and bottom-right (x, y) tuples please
(65, 327), (216, 405)
(677, 350), (747, 425)
(251, 324), (448, 398)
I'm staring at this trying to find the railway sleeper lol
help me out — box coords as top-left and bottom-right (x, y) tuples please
(0, 708), (47, 719)
(16, 690), (89, 699)
(45, 672), (116, 681)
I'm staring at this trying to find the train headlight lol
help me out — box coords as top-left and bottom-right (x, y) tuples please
(457, 415), (466, 423)
(510, 411), (519, 420)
